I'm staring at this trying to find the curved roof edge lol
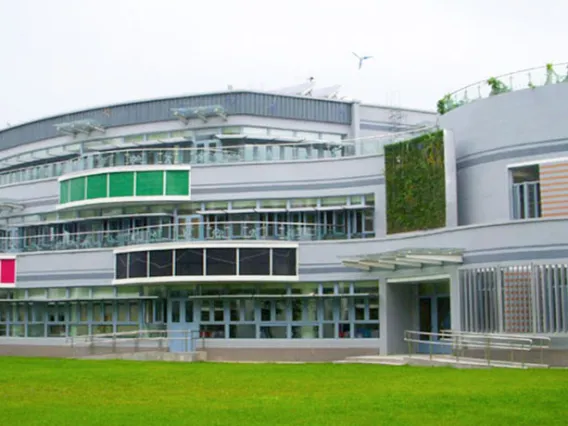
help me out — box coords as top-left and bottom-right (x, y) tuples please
(0, 89), (354, 135)
(0, 90), (355, 152)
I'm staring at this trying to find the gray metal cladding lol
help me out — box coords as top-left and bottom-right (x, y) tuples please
(0, 92), (352, 150)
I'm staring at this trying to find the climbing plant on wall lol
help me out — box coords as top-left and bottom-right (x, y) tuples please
(384, 130), (446, 234)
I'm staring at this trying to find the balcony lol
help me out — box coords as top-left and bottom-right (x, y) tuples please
(0, 221), (358, 254)
(0, 127), (435, 188)
(438, 62), (568, 114)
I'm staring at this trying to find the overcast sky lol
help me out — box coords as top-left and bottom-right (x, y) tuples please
(0, 0), (566, 128)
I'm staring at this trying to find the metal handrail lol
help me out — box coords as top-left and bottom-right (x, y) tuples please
(444, 62), (568, 112)
(0, 126), (436, 187)
(67, 329), (204, 356)
(403, 330), (544, 367)
(440, 329), (551, 350)
(0, 220), (339, 253)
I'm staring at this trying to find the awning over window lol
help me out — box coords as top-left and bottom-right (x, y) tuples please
(54, 119), (105, 135)
(341, 248), (464, 271)
(0, 199), (24, 214)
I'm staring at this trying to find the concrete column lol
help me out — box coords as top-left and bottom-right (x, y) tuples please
(443, 129), (459, 227)
(350, 101), (361, 153)
(448, 268), (461, 332)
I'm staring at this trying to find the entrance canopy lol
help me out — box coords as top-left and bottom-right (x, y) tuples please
(341, 248), (464, 271)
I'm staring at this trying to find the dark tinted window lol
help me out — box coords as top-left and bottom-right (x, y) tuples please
(272, 248), (296, 276)
(239, 248), (270, 275)
(175, 249), (204, 276)
(129, 251), (148, 278)
(115, 253), (128, 279)
(149, 250), (173, 277)
(206, 248), (237, 275)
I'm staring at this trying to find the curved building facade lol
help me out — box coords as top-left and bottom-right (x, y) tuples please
(0, 73), (567, 361)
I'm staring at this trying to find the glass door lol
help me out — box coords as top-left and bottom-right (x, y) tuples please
(167, 298), (197, 353)
(418, 295), (451, 354)
(177, 215), (204, 241)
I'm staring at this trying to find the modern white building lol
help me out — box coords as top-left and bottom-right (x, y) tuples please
(0, 65), (567, 362)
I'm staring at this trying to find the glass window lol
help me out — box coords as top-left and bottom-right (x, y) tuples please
(364, 194), (375, 206)
(206, 248), (237, 275)
(116, 286), (140, 297)
(47, 288), (67, 299)
(321, 196), (347, 207)
(28, 289), (47, 300)
(118, 303), (128, 322)
(221, 127), (242, 135)
(92, 287), (114, 298)
(205, 201), (228, 211)
(171, 301), (180, 323)
(353, 281), (378, 294)
(290, 198), (317, 208)
(350, 195), (363, 206)
(69, 288), (90, 299)
(260, 199), (287, 209)
(124, 134), (145, 143)
(231, 200), (257, 209)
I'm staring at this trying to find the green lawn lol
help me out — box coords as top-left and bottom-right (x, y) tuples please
(1, 357), (567, 425)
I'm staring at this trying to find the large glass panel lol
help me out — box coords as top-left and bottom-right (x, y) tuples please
(69, 177), (86, 202)
(239, 248), (270, 275)
(136, 171), (164, 196)
(206, 248), (236, 275)
(175, 249), (204, 276)
(149, 250), (173, 277)
(109, 172), (135, 197)
(60, 180), (69, 204)
(116, 254), (128, 280)
(129, 251), (148, 278)
(86, 174), (108, 200)
(165, 171), (189, 196)
(272, 248), (297, 276)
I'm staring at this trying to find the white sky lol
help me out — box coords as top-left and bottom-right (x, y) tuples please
(0, 0), (566, 128)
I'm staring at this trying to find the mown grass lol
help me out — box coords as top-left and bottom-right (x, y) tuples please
(0, 357), (567, 425)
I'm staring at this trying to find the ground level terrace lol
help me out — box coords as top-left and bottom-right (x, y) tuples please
(1, 261), (567, 355)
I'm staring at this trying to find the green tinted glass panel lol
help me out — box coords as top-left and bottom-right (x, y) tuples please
(69, 177), (86, 202)
(136, 171), (164, 196)
(165, 171), (189, 196)
(109, 172), (134, 197)
(86, 174), (108, 200)
(60, 180), (69, 204)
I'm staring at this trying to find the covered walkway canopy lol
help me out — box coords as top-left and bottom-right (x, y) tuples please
(341, 248), (464, 271)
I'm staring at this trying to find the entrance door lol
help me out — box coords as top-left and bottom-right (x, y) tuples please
(167, 298), (198, 353)
(177, 215), (204, 241)
(418, 295), (451, 354)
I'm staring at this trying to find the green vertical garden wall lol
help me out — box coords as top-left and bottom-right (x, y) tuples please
(59, 169), (190, 205)
(384, 131), (446, 234)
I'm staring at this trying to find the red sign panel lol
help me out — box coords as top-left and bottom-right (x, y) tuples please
(0, 258), (16, 285)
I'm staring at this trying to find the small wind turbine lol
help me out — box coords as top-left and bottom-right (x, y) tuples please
(352, 52), (373, 69)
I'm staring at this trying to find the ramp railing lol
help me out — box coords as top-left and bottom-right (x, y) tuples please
(404, 330), (550, 367)
(66, 329), (203, 358)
